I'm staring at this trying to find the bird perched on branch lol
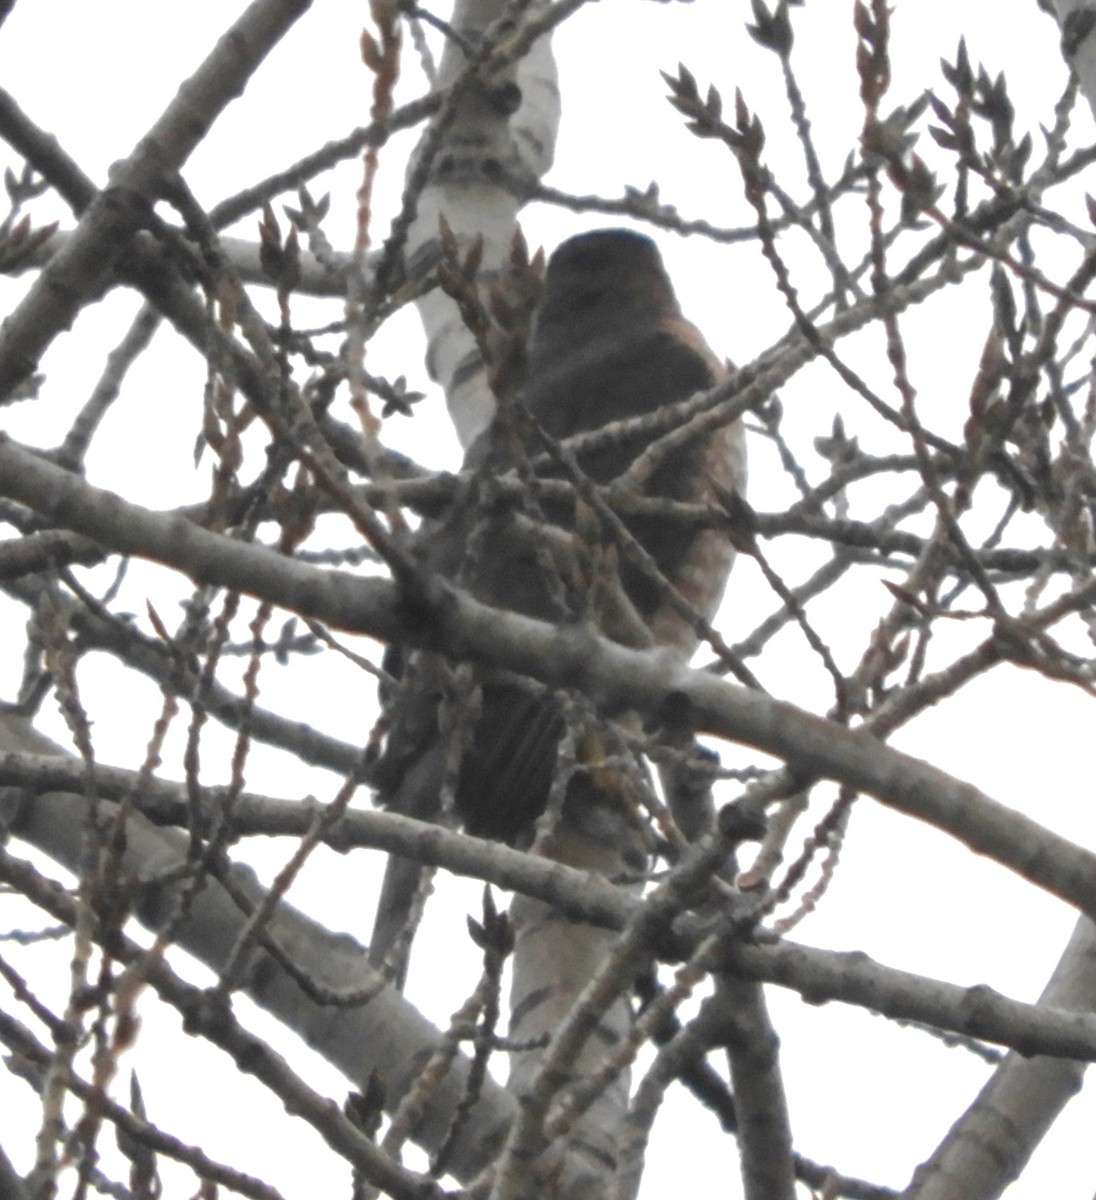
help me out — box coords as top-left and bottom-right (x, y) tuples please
(368, 228), (746, 985)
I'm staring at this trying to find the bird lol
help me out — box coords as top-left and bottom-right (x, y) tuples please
(368, 228), (746, 985)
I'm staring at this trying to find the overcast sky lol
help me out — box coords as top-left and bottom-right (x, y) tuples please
(1, 3), (1095, 1198)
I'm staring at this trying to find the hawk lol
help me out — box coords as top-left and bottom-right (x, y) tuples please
(369, 228), (746, 983)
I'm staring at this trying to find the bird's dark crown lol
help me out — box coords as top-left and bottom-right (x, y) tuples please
(546, 228), (660, 274)
(538, 228), (677, 322)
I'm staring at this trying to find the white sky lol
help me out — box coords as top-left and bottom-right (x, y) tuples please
(1, 2), (1095, 1198)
